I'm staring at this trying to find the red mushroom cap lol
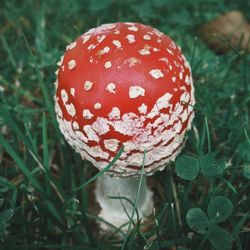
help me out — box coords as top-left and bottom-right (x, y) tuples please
(55, 22), (195, 177)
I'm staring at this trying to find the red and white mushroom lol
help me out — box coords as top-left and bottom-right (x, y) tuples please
(54, 22), (195, 230)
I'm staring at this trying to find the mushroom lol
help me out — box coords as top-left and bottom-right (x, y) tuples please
(54, 22), (195, 230)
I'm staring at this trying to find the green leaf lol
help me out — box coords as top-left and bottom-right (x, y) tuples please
(243, 163), (250, 179)
(89, 0), (113, 12)
(186, 208), (210, 234)
(237, 141), (250, 161)
(207, 196), (233, 224)
(175, 154), (199, 180)
(208, 225), (232, 250)
(199, 153), (225, 176)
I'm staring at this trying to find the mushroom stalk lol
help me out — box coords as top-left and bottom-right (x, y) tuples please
(95, 174), (153, 230)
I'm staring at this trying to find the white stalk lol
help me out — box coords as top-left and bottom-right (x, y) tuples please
(95, 173), (153, 231)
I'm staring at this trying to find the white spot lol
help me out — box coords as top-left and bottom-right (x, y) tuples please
(170, 42), (177, 49)
(125, 57), (140, 67)
(100, 23), (116, 30)
(113, 112), (139, 136)
(156, 93), (173, 109)
(114, 29), (120, 34)
(180, 92), (190, 103)
(138, 103), (147, 114)
(84, 81), (93, 91)
(65, 103), (76, 117)
(99, 46), (110, 55)
(92, 118), (110, 135)
(180, 109), (188, 122)
(70, 88), (75, 96)
(97, 35), (106, 43)
(94, 103), (102, 109)
(139, 48), (150, 55)
(143, 34), (151, 40)
(149, 69), (164, 79)
(112, 40), (121, 48)
(109, 107), (120, 119)
(61, 89), (68, 103)
(68, 60), (76, 70)
(167, 48), (174, 55)
(88, 44), (96, 50)
(104, 139), (120, 152)
(54, 80), (58, 89)
(153, 48), (159, 52)
(104, 61), (112, 69)
(128, 26), (138, 32)
(83, 125), (99, 142)
(185, 75), (191, 85)
(83, 109), (94, 119)
(67, 41), (77, 50)
(179, 72), (183, 80)
(157, 38), (162, 43)
(172, 76), (176, 82)
(73, 121), (79, 130)
(57, 55), (64, 66)
(129, 86), (145, 99)
(138, 46), (150, 56)
(82, 35), (90, 43)
(126, 34), (135, 43)
(106, 83), (116, 94)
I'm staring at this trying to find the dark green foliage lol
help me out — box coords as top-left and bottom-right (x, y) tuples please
(175, 155), (199, 180)
(186, 208), (210, 234)
(0, 0), (250, 249)
(186, 196), (233, 249)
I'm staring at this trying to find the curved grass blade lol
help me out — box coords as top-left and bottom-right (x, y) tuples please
(74, 146), (124, 192)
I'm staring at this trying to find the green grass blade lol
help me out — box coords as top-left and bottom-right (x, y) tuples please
(42, 113), (49, 170)
(0, 133), (43, 193)
(0, 104), (33, 151)
(205, 116), (211, 153)
(74, 146), (124, 192)
(122, 149), (146, 250)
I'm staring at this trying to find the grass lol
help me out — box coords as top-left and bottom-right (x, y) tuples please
(0, 0), (250, 249)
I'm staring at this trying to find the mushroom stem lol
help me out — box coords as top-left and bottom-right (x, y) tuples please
(95, 174), (153, 231)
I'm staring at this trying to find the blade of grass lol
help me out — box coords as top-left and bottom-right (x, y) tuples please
(73, 146), (124, 192)
(0, 104), (33, 151)
(42, 113), (49, 170)
(121, 149), (146, 250)
(0, 36), (17, 69)
(106, 195), (140, 229)
(205, 116), (211, 153)
(0, 133), (43, 193)
(244, 129), (250, 146)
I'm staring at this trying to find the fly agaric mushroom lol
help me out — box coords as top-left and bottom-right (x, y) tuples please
(54, 22), (195, 230)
